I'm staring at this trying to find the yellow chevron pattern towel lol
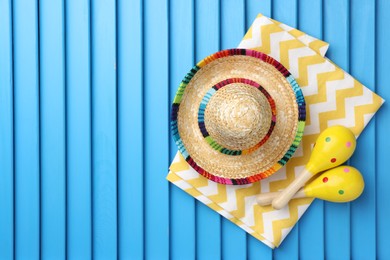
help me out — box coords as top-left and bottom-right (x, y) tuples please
(166, 14), (384, 248)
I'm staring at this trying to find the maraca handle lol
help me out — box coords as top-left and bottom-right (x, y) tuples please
(272, 168), (313, 209)
(257, 189), (306, 206)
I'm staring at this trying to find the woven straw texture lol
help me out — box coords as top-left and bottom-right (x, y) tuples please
(172, 49), (305, 184)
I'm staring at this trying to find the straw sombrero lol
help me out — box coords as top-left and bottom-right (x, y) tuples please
(171, 49), (305, 185)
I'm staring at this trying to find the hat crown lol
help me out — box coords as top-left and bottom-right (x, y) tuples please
(204, 83), (272, 151)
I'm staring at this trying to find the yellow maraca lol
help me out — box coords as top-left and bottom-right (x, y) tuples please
(257, 166), (364, 206)
(272, 125), (356, 209)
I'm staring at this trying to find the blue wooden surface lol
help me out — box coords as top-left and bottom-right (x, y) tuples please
(66, 0), (93, 258)
(144, 0), (170, 259)
(13, 0), (40, 258)
(40, 0), (67, 258)
(0, 0), (389, 259)
(118, 0), (144, 259)
(91, 0), (118, 258)
(0, 0), (14, 259)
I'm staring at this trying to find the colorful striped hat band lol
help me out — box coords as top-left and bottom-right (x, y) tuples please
(171, 49), (306, 185)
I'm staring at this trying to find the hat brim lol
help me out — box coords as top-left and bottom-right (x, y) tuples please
(171, 49), (306, 185)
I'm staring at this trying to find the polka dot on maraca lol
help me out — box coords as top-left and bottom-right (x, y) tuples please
(331, 158), (337, 163)
(322, 177), (328, 183)
(346, 141), (352, 148)
(344, 168), (350, 173)
(325, 137), (331, 142)
(339, 190), (344, 195)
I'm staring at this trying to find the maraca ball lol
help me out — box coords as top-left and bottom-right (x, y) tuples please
(306, 126), (356, 173)
(304, 166), (364, 203)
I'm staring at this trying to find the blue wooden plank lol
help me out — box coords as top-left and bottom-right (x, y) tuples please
(323, 1), (351, 259)
(323, 0), (350, 71)
(91, 0), (118, 258)
(246, 0), (272, 28)
(248, 236), (273, 260)
(39, 0), (66, 258)
(220, 1), (247, 259)
(221, 0), (245, 49)
(195, 0), (221, 259)
(275, 227), (299, 259)
(297, 1), (325, 259)
(65, 0), (93, 258)
(376, 1), (390, 259)
(117, 0), (144, 259)
(13, 0), (40, 258)
(221, 221), (247, 260)
(350, 1), (376, 259)
(298, 0), (323, 39)
(144, 0), (170, 259)
(272, 1), (299, 259)
(298, 201), (324, 260)
(169, 0), (196, 259)
(245, 1), (275, 258)
(0, 0), (14, 259)
(273, 0), (298, 28)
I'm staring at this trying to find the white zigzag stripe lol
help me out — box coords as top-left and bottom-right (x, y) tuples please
(260, 167), (287, 193)
(328, 85), (374, 128)
(217, 209), (234, 219)
(239, 224), (255, 235)
(220, 183), (252, 212)
(261, 206), (291, 243)
(276, 24), (330, 58)
(278, 23), (294, 32)
(238, 16), (272, 49)
(219, 187), (239, 211)
(364, 113), (375, 128)
(298, 204), (310, 218)
(319, 45), (329, 57)
(277, 23), (329, 58)
(293, 142), (304, 157)
(195, 195), (213, 205)
(280, 227), (293, 241)
(176, 165), (200, 181)
(297, 34), (316, 46)
(297, 35), (329, 57)
(173, 153), (181, 163)
(171, 179), (192, 190)
(305, 72), (355, 135)
(302, 61), (336, 96)
(239, 195), (258, 227)
(197, 179), (219, 197)
(266, 204), (310, 245)
(269, 31), (295, 61)
(287, 47), (317, 78)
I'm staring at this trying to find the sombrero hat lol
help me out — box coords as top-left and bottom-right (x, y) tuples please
(171, 49), (305, 185)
